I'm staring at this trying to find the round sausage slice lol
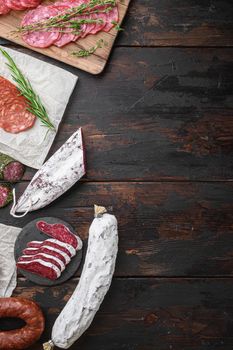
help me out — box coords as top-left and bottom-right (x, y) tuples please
(0, 77), (36, 134)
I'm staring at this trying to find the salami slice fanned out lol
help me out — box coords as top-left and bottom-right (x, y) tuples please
(20, 0), (120, 48)
(18, 253), (66, 271)
(10, 128), (85, 216)
(23, 246), (71, 264)
(27, 238), (78, 257)
(0, 76), (36, 134)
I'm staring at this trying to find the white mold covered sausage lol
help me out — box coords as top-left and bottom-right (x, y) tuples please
(10, 128), (85, 217)
(43, 205), (118, 349)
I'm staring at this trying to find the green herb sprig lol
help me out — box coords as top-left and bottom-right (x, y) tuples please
(72, 39), (107, 57)
(0, 48), (55, 130)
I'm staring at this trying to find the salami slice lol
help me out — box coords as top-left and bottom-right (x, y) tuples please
(5, 0), (26, 11)
(23, 246), (71, 264)
(3, 161), (25, 182)
(22, 6), (61, 48)
(103, 6), (119, 32)
(37, 221), (80, 249)
(0, 0), (10, 15)
(20, 0), (41, 8)
(0, 76), (36, 134)
(27, 239), (77, 257)
(0, 153), (25, 182)
(18, 253), (66, 271)
(17, 260), (61, 280)
(0, 183), (12, 208)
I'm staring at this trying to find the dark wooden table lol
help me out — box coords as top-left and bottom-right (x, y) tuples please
(1, 1), (233, 349)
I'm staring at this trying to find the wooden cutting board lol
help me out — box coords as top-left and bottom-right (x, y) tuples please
(0, 0), (130, 74)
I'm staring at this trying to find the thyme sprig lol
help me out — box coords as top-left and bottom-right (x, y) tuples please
(17, 0), (116, 34)
(72, 39), (106, 57)
(0, 48), (55, 130)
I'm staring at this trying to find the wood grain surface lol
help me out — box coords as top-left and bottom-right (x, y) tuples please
(0, 0), (233, 349)
(10, 278), (233, 350)
(0, 0), (130, 74)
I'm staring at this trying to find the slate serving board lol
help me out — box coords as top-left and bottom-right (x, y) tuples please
(0, 0), (131, 74)
(14, 217), (82, 286)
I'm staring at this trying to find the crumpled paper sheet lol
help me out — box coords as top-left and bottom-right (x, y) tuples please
(0, 46), (78, 169)
(0, 223), (21, 297)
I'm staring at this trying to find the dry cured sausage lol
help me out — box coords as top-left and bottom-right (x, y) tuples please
(0, 297), (45, 350)
(10, 128), (85, 216)
(0, 183), (12, 208)
(43, 206), (118, 349)
(0, 77), (36, 134)
(0, 153), (25, 182)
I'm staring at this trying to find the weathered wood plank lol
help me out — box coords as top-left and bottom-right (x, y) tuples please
(10, 278), (233, 349)
(118, 0), (233, 47)
(12, 47), (233, 181)
(2, 182), (233, 277)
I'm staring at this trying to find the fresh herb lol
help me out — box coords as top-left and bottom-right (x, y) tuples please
(72, 39), (106, 57)
(0, 48), (55, 130)
(111, 20), (124, 31)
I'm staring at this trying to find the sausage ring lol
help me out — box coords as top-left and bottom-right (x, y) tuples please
(0, 297), (45, 349)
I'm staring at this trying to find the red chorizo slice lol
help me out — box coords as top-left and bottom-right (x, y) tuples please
(0, 77), (36, 133)
(0, 297), (45, 350)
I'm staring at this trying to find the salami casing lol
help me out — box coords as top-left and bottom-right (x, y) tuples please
(10, 128), (85, 216)
(43, 205), (118, 349)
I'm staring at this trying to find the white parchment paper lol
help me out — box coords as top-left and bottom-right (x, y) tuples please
(0, 223), (21, 297)
(0, 46), (78, 169)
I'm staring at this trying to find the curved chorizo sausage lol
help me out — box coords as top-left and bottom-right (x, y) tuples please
(0, 297), (45, 349)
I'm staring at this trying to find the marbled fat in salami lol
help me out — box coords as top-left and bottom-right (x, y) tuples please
(0, 76), (36, 133)
(22, 6), (61, 48)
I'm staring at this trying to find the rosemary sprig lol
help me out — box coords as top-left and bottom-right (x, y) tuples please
(72, 39), (106, 57)
(0, 48), (55, 130)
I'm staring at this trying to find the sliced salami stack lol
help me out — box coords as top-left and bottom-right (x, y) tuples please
(17, 221), (82, 280)
(21, 0), (119, 48)
(0, 0), (42, 15)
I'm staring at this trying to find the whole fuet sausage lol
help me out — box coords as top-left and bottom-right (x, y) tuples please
(0, 297), (45, 349)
